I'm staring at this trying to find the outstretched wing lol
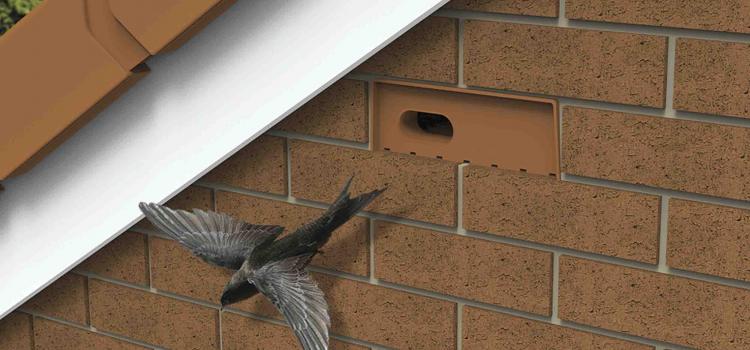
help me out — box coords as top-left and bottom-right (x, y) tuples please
(139, 202), (283, 269)
(251, 254), (330, 350)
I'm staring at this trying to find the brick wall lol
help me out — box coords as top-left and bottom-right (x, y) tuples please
(3, 1), (750, 349)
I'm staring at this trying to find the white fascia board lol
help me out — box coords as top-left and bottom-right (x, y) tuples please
(0, 0), (447, 318)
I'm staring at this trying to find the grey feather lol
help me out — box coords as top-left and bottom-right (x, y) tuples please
(250, 254), (330, 350)
(138, 202), (283, 269)
(140, 177), (385, 350)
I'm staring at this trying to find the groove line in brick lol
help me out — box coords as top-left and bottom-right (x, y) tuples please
(347, 72), (750, 129)
(194, 180), (750, 291)
(664, 37), (677, 116)
(20, 310), (164, 350)
(77, 233), (684, 350)
(436, 8), (750, 44)
(658, 196), (670, 272)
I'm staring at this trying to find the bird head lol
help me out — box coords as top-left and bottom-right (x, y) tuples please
(220, 276), (259, 307)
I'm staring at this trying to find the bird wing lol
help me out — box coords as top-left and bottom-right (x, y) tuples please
(250, 254), (330, 350)
(139, 202), (283, 269)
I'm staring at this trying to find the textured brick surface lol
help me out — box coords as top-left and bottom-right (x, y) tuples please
(320, 273), (454, 349)
(464, 21), (666, 107)
(675, 39), (750, 119)
(559, 256), (750, 349)
(375, 221), (552, 315)
(150, 236), (233, 304)
(201, 135), (287, 194)
(562, 107), (750, 200)
(237, 273), (455, 348)
(290, 140), (457, 226)
(89, 279), (218, 349)
(276, 79), (368, 142)
(149, 236), (278, 317)
(0, 312), (32, 350)
(222, 312), (365, 350)
(34, 318), (146, 350)
(463, 307), (653, 350)
(216, 191), (369, 276)
(463, 166), (659, 263)
(567, 0), (750, 34)
(135, 185), (213, 231)
(22, 274), (87, 324)
(79, 231), (148, 285)
(668, 199), (750, 282)
(356, 17), (457, 83)
(446, 0), (558, 17)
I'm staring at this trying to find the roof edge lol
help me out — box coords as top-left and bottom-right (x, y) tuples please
(0, 0), (447, 319)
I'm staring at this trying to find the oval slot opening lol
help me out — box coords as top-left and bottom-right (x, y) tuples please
(401, 111), (454, 138)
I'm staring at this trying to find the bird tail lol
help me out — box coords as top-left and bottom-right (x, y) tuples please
(313, 176), (385, 247)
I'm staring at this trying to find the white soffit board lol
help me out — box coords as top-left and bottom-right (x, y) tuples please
(0, 0), (447, 318)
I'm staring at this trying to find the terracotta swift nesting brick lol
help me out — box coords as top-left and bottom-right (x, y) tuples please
(559, 256), (750, 350)
(668, 199), (750, 282)
(290, 140), (458, 226)
(463, 166), (660, 263)
(375, 221), (552, 315)
(464, 21), (667, 107)
(6, 1), (750, 349)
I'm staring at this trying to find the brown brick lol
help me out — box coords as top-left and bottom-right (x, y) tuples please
(290, 140), (457, 226)
(222, 312), (366, 350)
(559, 256), (750, 349)
(356, 17), (457, 83)
(275, 79), (368, 142)
(375, 221), (551, 315)
(463, 307), (653, 350)
(79, 232), (148, 285)
(675, 39), (750, 119)
(149, 236), (278, 317)
(33, 318), (146, 350)
(446, 0), (558, 17)
(464, 166), (659, 263)
(216, 191), (369, 276)
(135, 185), (213, 231)
(562, 106), (750, 200)
(89, 279), (219, 349)
(22, 274), (87, 324)
(150, 236), (232, 304)
(0, 312), (32, 350)
(668, 199), (750, 282)
(225, 273), (455, 349)
(567, 1), (750, 34)
(317, 274), (455, 349)
(464, 21), (666, 107)
(201, 135), (287, 194)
